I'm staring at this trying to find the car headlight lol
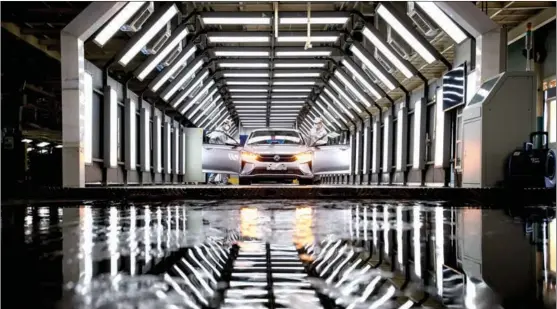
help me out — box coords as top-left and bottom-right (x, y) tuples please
(295, 151), (313, 164)
(241, 151), (258, 163)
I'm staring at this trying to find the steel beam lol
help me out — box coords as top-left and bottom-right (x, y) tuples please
(507, 8), (556, 45)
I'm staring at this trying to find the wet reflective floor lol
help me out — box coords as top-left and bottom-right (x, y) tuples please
(2, 201), (556, 309)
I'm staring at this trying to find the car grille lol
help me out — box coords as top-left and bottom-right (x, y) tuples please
(252, 168), (302, 175)
(257, 154), (296, 162)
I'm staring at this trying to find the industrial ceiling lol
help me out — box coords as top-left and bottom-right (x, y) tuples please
(2, 1), (555, 136)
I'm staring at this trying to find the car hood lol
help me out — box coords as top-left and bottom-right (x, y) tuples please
(244, 144), (309, 155)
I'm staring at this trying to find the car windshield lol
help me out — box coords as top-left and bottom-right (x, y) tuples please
(247, 130), (304, 145)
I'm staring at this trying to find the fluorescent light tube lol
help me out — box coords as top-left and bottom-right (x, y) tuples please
(227, 81), (269, 85)
(137, 26), (189, 81)
(272, 88), (312, 92)
(270, 109), (300, 113)
(341, 59), (382, 100)
(199, 107), (224, 127)
(274, 72), (320, 78)
(94, 2), (145, 46)
(233, 100), (267, 104)
(203, 17), (271, 25)
(323, 88), (354, 120)
(118, 4), (179, 66)
(350, 45), (396, 90)
(192, 97), (222, 124)
(231, 95), (267, 98)
(37, 142), (50, 147)
(224, 73), (269, 78)
(334, 70), (372, 108)
(314, 100), (342, 128)
(215, 51), (269, 57)
(272, 95), (307, 98)
(415, 2), (468, 44)
(22, 139), (32, 143)
(276, 50), (331, 57)
(271, 101), (305, 104)
(187, 88), (218, 119)
(162, 59), (204, 101)
(376, 4), (436, 64)
(279, 17), (348, 24)
(275, 62), (326, 68)
(271, 105), (303, 108)
(235, 106), (267, 109)
(180, 80), (215, 113)
(361, 27), (413, 78)
(329, 80), (363, 113)
(208, 35), (269, 43)
(169, 71), (209, 107)
(241, 117), (267, 120)
(277, 36), (339, 43)
(218, 62), (268, 68)
(229, 89), (268, 92)
(151, 45), (197, 92)
(84, 72), (93, 164)
(273, 81), (315, 86)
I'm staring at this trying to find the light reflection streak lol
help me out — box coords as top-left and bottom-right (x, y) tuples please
(326, 248), (355, 284)
(109, 207), (119, 276)
(413, 205), (422, 278)
(369, 285), (396, 309)
(346, 276), (382, 309)
(156, 207), (162, 254)
(542, 221), (548, 284)
(166, 207), (171, 250)
(175, 206), (180, 248)
(240, 207), (259, 238)
(165, 271), (204, 308)
(195, 246), (221, 276)
(335, 258), (363, 287)
(144, 206), (151, 263)
(320, 244), (347, 276)
(355, 204), (360, 240)
(384, 206), (390, 255)
(180, 257), (215, 295)
(435, 207), (444, 296)
(397, 205), (403, 265)
(363, 207), (368, 242)
(349, 206), (354, 240)
(294, 206), (314, 249)
(81, 206), (93, 283)
(372, 207), (378, 247)
(188, 250), (217, 285)
(129, 206), (137, 276)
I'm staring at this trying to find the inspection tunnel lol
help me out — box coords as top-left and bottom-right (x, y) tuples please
(0, 1), (556, 308)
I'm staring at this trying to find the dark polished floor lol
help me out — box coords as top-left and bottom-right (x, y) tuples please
(2, 200), (556, 309)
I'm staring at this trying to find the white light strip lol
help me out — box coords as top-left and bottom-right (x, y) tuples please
(277, 36), (339, 43)
(363, 126), (369, 174)
(324, 88), (354, 120)
(334, 70), (372, 108)
(272, 88), (312, 92)
(180, 80), (215, 114)
(341, 59), (382, 100)
(413, 205), (422, 277)
(274, 72), (320, 78)
(275, 62), (326, 68)
(372, 120), (379, 173)
(227, 81), (268, 85)
(320, 95), (348, 124)
(235, 106), (266, 109)
(350, 45), (396, 90)
(187, 88), (218, 119)
(229, 88), (267, 93)
(271, 105), (303, 109)
(273, 81), (315, 86)
(276, 50), (331, 57)
(215, 51), (269, 57)
(224, 73), (269, 78)
(315, 100), (342, 128)
(272, 95), (308, 98)
(129, 98), (137, 170)
(143, 109), (150, 171)
(355, 130), (360, 174)
(151, 46), (197, 92)
(415, 2), (468, 44)
(279, 17), (349, 24)
(94, 2), (145, 46)
(193, 97), (221, 124)
(137, 27), (189, 80)
(203, 17), (271, 25)
(199, 107), (224, 128)
(361, 27), (413, 79)
(118, 5), (179, 66)
(434, 87), (445, 167)
(218, 62), (269, 68)
(233, 100), (267, 104)
(396, 108), (404, 171)
(376, 5), (436, 64)
(170, 71), (209, 107)
(109, 88), (118, 167)
(413, 99), (422, 169)
(329, 80), (363, 113)
(231, 95), (267, 98)
(383, 113), (390, 171)
(271, 101), (304, 104)
(84, 72), (93, 164)
(163, 59), (204, 101)
(208, 36), (269, 43)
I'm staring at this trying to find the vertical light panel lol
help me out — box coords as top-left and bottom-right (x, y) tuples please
(434, 87), (449, 167)
(355, 129), (360, 175)
(104, 86), (118, 168)
(179, 127), (187, 175)
(125, 97), (137, 170)
(396, 106), (407, 172)
(154, 114), (162, 173)
(163, 121), (171, 174)
(372, 118), (380, 173)
(413, 99), (425, 170)
(173, 124), (180, 175)
(363, 126), (369, 174)
(382, 112), (392, 172)
(84, 72), (93, 164)
(140, 107), (150, 172)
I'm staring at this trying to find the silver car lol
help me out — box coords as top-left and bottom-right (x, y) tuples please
(202, 128), (351, 185)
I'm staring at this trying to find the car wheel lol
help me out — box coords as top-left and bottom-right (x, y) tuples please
(298, 179), (314, 185)
(239, 178), (252, 186)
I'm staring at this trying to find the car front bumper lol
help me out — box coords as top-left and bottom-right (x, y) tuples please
(239, 161), (314, 179)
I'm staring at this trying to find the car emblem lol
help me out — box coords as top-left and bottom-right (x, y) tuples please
(273, 155), (281, 162)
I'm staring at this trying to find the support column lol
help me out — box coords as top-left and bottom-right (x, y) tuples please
(61, 2), (126, 187)
(382, 110), (393, 184)
(139, 106), (151, 183)
(371, 116), (381, 184)
(394, 104), (408, 185)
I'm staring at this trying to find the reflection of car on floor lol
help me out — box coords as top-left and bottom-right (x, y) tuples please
(202, 128), (351, 185)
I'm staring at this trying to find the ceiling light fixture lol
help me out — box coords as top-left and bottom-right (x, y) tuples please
(274, 62), (326, 68)
(192, 98), (222, 124)
(186, 89), (218, 119)
(376, 4), (436, 64)
(150, 45), (197, 92)
(277, 36), (339, 43)
(350, 45), (396, 90)
(315, 100), (342, 128)
(274, 72), (320, 78)
(94, 1), (146, 47)
(208, 35), (269, 43)
(273, 81), (316, 86)
(215, 51), (269, 57)
(341, 59), (383, 100)
(329, 80), (363, 113)
(361, 27), (414, 78)
(323, 89), (354, 120)
(231, 95), (268, 99)
(271, 105), (303, 109)
(136, 25), (189, 81)
(272, 95), (308, 98)
(415, 2), (468, 44)
(275, 50), (331, 57)
(235, 106), (267, 109)
(279, 17), (348, 24)
(226, 81), (269, 85)
(168, 71), (209, 107)
(180, 80), (215, 113)
(218, 62), (268, 68)
(272, 88), (312, 92)
(224, 73), (269, 78)
(202, 17), (271, 25)
(334, 70), (373, 108)
(229, 89), (268, 93)
(162, 60), (204, 101)
(117, 4), (179, 66)
(271, 101), (305, 104)
(233, 100), (268, 104)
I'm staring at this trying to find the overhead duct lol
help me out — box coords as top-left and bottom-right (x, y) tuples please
(141, 22), (171, 55)
(120, 2), (154, 32)
(406, 2), (439, 38)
